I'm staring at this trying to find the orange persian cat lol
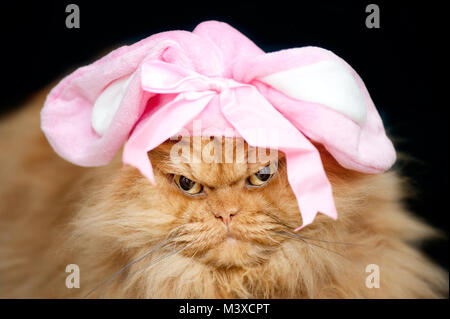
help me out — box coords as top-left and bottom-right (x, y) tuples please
(0, 89), (448, 298)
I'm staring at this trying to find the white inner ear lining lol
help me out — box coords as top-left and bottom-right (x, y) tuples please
(91, 74), (133, 136)
(259, 60), (367, 124)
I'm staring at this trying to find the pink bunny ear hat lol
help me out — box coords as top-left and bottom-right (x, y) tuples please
(41, 21), (396, 230)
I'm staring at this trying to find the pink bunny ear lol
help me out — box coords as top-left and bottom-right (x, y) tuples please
(40, 29), (224, 167)
(234, 46), (396, 173)
(41, 34), (170, 166)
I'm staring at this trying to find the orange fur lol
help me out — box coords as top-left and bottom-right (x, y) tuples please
(0, 90), (448, 298)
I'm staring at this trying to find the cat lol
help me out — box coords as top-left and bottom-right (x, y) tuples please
(0, 88), (448, 298)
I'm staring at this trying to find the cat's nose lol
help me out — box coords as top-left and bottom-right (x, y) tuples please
(214, 210), (237, 226)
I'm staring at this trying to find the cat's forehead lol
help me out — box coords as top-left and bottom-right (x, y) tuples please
(150, 137), (282, 187)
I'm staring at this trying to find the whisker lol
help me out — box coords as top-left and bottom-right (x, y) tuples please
(274, 230), (364, 247)
(84, 232), (179, 298)
(100, 238), (198, 298)
(264, 211), (363, 248)
(274, 231), (349, 259)
(265, 233), (283, 245)
(300, 239), (348, 259)
(128, 240), (196, 278)
(186, 245), (201, 264)
(296, 234), (365, 247)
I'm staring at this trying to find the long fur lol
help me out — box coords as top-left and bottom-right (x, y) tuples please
(0, 90), (447, 298)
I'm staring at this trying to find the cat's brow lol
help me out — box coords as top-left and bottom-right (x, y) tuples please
(189, 162), (249, 187)
(153, 139), (285, 187)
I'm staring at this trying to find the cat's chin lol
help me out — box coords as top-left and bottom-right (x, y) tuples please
(190, 235), (277, 269)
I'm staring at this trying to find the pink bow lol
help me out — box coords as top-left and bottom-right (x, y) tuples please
(123, 61), (337, 229)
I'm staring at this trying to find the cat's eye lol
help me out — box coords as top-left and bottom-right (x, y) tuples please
(174, 175), (203, 195)
(247, 162), (277, 187)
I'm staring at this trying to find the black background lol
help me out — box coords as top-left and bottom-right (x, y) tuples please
(0, 1), (447, 270)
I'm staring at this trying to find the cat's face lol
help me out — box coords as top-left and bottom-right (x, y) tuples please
(145, 137), (303, 268)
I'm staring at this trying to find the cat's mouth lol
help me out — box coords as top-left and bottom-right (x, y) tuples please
(223, 232), (240, 245)
(176, 225), (282, 268)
